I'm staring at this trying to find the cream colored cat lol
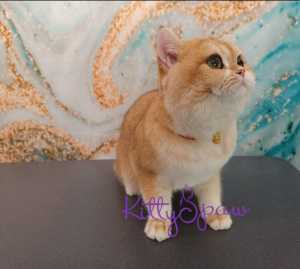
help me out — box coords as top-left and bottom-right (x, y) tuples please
(115, 28), (255, 242)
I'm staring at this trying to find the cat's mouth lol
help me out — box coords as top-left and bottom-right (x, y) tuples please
(241, 79), (249, 88)
(211, 76), (253, 97)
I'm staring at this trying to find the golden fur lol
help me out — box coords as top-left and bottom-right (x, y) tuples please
(115, 28), (255, 242)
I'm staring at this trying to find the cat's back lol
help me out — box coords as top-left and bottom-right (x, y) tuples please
(120, 89), (159, 137)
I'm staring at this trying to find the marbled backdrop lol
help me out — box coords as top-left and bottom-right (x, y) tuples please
(0, 1), (299, 170)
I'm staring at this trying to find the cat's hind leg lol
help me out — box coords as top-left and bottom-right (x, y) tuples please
(114, 159), (139, 196)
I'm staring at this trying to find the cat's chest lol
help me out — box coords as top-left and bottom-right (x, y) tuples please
(158, 129), (236, 189)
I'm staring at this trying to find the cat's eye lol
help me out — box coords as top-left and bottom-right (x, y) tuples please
(237, 55), (244, 66)
(207, 54), (224, 69)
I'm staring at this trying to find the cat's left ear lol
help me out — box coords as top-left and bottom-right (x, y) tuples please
(156, 27), (180, 71)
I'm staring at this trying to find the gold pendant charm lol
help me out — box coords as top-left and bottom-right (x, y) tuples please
(212, 131), (221, 144)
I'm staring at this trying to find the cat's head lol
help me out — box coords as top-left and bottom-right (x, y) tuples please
(156, 27), (255, 117)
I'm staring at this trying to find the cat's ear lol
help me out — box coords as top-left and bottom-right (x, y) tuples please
(156, 27), (180, 71)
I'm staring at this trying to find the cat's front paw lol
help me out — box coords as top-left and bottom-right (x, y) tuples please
(206, 214), (232, 231)
(144, 218), (171, 242)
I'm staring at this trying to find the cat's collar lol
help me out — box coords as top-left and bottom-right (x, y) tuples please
(178, 134), (196, 141)
(178, 132), (222, 144)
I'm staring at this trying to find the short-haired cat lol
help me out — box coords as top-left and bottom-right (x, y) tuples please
(115, 28), (255, 242)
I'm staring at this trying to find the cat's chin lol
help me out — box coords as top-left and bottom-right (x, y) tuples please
(227, 86), (248, 98)
(207, 85), (250, 117)
(212, 75), (254, 99)
(213, 83), (251, 101)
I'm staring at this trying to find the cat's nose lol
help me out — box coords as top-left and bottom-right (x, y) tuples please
(236, 69), (245, 77)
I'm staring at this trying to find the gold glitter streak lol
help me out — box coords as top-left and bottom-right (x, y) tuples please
(0, 121), (90, 162)
(88, 138), (118, 159)
(0, 120), (118, 163)
(93, 1), (269, 108)
(190, 1), (267, 22)
(0, 21), (49, 116)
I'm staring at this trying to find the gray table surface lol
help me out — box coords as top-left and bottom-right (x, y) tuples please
(0, 156), (299, 269)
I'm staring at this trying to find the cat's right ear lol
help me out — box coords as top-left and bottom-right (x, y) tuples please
(156, 27), (180, 72)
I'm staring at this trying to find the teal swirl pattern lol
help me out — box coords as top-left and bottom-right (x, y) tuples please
(235, 2), (300, 169)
